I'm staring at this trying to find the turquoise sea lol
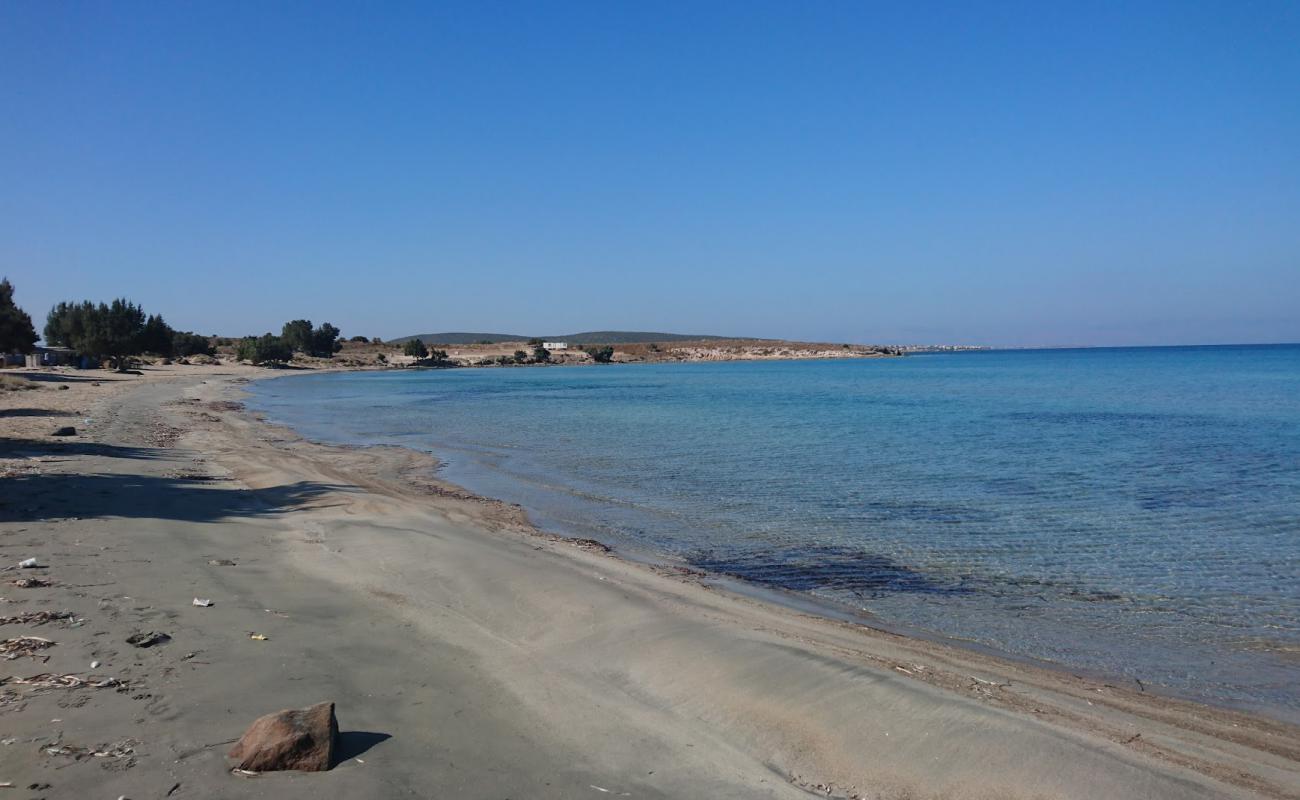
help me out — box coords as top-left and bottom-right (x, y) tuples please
(247, 345), (1300, 719)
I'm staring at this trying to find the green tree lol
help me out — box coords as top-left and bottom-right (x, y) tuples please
(512, 350), (528, 363)
(281, 319), (314, 353)
(43, 301), (90, 349)
(311, 322), (342, 356)
(236, 334), (293, 365)
(45, 298), (146, 369)
(527, 338), (543, 347)
(428, 348), (448, 362)
(0, 278), (37, 354)
(532, 345), (551, 363)
(139, 314), (176, 356)
(282, 319), (342, 357)
(403, 338), (428, 358)
(585, 345), (614, 363)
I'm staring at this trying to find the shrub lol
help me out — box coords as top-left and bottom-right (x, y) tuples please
(236, 334), (293, 365)
(532, 345), (550, 363)
(173, 331), (215, 357)
(403, 339), (428, 358)
(585, 345), (614, 363)
(0, 374), (36, 391)
(513, 350), (528, 363)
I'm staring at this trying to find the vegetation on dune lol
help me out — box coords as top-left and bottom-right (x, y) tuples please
(0, 278), (38, 354)
(236, 334), (293, 365)
(532, 345), (551, 363)
(403, 338), (428, 358)
(0, 374), (37, 391)
(173, 331), (216, 357)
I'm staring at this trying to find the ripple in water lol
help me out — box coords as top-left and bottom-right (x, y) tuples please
(248, 345), (1300, 721)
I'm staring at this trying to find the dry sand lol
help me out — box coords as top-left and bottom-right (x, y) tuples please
(1, 364), (1297, 799)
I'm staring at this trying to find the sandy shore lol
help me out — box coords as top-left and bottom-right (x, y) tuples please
(1, 364), (1297, 799)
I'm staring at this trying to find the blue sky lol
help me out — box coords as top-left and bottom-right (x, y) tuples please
(2, 1), (1297, 346)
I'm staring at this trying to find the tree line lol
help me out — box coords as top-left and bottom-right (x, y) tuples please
(236, 320), (344, 364)
(0, 277), (356, 369)
(43, 299), (215, 367)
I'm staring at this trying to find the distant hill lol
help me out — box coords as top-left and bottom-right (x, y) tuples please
(388, 332), (529, 345)
(392, 331), (741, 345)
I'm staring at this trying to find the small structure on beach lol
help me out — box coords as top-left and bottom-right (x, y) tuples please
(26, 347), (81, 367)
(543, 341), (568, 351)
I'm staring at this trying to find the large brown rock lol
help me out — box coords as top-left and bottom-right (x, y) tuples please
(228, 701), (338, 772)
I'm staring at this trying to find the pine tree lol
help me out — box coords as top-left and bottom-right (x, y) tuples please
(0, 278), (38, 354)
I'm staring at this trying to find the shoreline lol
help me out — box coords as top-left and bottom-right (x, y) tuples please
(2, 364), (1297, 798)
(244, 365), (1298, 726)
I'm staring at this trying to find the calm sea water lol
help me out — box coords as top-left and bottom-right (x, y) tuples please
(247, 346), (1300, 718)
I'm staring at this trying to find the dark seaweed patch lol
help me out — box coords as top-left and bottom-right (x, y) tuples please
(687, 544), (967, 596)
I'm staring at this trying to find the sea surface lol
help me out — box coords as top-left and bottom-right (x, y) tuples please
(247, 345), (1300, 719)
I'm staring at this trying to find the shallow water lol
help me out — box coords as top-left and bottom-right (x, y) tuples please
(248, 346), (1300, 718)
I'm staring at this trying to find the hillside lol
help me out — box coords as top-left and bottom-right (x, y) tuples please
(393, 331), (744, 345)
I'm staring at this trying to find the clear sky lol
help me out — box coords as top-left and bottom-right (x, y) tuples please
(2, 1), (1297, 346)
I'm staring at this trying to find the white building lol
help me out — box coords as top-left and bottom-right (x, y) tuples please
(542, 341), (568, 350)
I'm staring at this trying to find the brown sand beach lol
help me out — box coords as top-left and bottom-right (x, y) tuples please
(1, 365), (1297, 799)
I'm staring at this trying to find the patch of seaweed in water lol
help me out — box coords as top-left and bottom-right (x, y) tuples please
(687, 544), (968, 596)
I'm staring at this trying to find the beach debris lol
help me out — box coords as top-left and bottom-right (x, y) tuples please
(0, 637), (54, 660)
(228, 701), (338, 772)
(192, 598), (213, 607)
(0, 611), (74, 626)
(16, 559), (40, 569)
(90, 660), (100, 669)
(10, 577), (52, 588)
(208, 559), (237, 567)
(0, 673), (128, 691)
(43, 736), (138, 766)
(50, 426), (76, 437)
(248, 633), (269, 641)
(125, 631), (171, 648)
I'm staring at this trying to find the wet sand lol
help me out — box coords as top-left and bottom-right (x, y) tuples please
(1, 365), (1297, 799)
